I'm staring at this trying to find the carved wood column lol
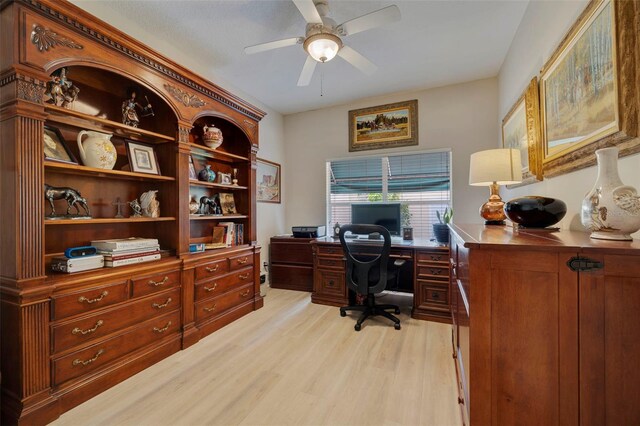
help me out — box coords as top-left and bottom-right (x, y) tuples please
(1, 71), (58, 424)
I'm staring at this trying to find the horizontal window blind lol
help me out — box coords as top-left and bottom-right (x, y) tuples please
(327, 151), (451, 240)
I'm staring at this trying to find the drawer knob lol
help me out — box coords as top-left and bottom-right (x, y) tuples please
(73, 349), (104, 367)
(240, 290), (251, 297)
(204, 304), (217, 312)
(72, 320), (104, 335)
(430, 255), (441, 261)
(328, 280), (335, 287)
(78, 291), (108, 304)
(148, 276), (169, 287)
(152, 297), (172, 309)
(432, 292), (440, 299)
(238, 273), (250, 280)
(153, 321), (172, 334)
(205, 265), (219, 273)
(430, 269), (441, 275)
(236, 257), (248, 265)
(204, 283), (218, 292)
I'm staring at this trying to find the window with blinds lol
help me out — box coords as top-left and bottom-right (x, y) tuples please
(327, 150), (451, 239)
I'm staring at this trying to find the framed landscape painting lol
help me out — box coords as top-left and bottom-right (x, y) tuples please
(540, 0), (638, 177)
(348, 100), (418, 152)
(256, 158), (281, 203)
(502, 77), (543, 187)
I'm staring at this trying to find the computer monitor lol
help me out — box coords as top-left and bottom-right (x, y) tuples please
(351, 203), (402, 236)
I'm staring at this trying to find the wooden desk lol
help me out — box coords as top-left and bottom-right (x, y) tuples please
(310, 237), (450, 323)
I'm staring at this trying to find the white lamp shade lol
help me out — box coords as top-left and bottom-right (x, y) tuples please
(304, 33), (342, 63)
(469, 148), (522, 186)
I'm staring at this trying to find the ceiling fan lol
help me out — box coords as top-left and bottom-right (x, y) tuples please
(244, 0), (401, 86)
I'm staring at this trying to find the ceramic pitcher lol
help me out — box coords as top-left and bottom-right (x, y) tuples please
(77, 130), (117, 169)
(202, 124), (223, 149)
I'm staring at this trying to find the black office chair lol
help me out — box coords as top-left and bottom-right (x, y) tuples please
(338, 224), (404, 331)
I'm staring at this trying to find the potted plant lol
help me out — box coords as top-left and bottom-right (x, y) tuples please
(433, 207), (453, 243)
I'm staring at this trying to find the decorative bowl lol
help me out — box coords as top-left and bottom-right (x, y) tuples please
(504, 196), (567, 228)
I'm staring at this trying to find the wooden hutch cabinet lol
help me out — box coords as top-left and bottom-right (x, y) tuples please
(0, 0), (265, 423)
(449, 224), (640, 425)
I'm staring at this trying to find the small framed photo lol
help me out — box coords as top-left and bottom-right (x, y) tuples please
(126, 141), (160, 175)
(219, 193), (237, 214)
(188, 155), (197, 180)
(44, 125), (77, 164)
(218, 172), (231, 185)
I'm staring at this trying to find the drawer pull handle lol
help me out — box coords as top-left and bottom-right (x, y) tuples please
(432, 292), (440, 299)
(240, 290), (251, 297)
(148, 276), (169, 287)
(204, 283), (218, 292)
(204, 304), (217, 312)
(236, 257), (248, 265)
(78, 291), (108, 304)
(430, 255), (442, 261)
(327, 280), (335, 287)
(153, 321), (172, 333)
(430, 269), (442, 275)
(72, 320), (104, 335)
(152, 298), (172, 309)
(73, 349), (104, 367)
(238, 273), (250, 280)
(205, 265), (219, 273)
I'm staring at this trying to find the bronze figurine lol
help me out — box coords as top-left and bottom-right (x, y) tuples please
(122, 88), (154, 127)
(45, 67), (80, 108)
(44, 184), (90, 217)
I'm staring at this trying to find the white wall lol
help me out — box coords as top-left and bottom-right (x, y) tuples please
(499, 0), (640, 236)
(283, 78), (499, 229)
(71, 1), (288, 262)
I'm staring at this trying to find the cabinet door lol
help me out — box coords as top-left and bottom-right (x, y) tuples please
(580, 254), (640, 425)
(471, 249), (579, 425)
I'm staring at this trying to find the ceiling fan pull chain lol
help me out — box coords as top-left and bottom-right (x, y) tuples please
(321, 71), (324, 97)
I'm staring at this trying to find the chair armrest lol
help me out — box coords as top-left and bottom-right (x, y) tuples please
(394, 259), (406, 268)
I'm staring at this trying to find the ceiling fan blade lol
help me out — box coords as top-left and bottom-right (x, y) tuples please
(297, 56), (317, 86)
(336, 5), (401, 37)
(244, 37), (303, 55)
(292, 0), (323, 24)
(338, 46), (377, 75)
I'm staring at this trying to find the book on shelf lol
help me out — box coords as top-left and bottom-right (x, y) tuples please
(104, 253), (161, 267)
(91, 237), (159, 250)
(97, 245), (160, 256)
(101, 249), (160, 261)
(218, 222), (235, 247)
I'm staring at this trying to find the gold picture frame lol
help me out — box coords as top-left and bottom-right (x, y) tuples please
(540, 0), (638, 177)
(502, 77), (543, 187)
(256, 158), (281, 203)
(348, 100), (418, 152)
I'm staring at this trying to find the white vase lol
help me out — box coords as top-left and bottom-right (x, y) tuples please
(581, 147), (640, 240)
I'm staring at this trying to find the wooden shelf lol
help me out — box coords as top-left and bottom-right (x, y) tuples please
(46, 104), (175, 143)
(189, 180), (247, 190)
(189, 214), (247, 221)
(189, 143), (249, 162)
(45, 217), (176, 225)
(45, 161), (176, 181)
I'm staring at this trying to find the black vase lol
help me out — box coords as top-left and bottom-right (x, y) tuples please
(433, 223), (450, 243)
(504, 196), (567, 228)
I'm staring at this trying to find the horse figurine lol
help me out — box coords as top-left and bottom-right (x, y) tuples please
(44, 184), (90, 217)
(198, 196), (220, 215)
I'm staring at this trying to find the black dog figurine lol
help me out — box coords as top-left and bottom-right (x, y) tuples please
(45, 184), (91, 217)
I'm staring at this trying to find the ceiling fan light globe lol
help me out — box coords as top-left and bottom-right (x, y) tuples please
(304, 33), (342, 63)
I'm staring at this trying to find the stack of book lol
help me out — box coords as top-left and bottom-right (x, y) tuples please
(217, 222), (244, 247)
(91, 237), (160, 268)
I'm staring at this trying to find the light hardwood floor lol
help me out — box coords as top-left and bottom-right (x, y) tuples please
(52, 287), (462, 426)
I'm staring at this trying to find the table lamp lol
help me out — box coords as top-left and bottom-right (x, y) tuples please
(469, 148), (522, 225)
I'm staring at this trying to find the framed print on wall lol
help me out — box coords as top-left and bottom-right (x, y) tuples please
(256, 158), (281, 203)
(348, 99), (418, 152)
(502, 77), (543, 187)
(44, 125), (77, 164)
(540, 0), (639, 177)
(126, 141), (160, 175)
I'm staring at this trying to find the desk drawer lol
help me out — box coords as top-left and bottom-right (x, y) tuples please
(417, 281), (449, 309)
(132, 270), (180, 298)
(52, 287), (180, 353)
(271, 241), (313, 265)
(53, 281), (129, 320)
(229, 252), (253, 271)
(416, 250), (449, 265)
(195, 284), (254, 323)
(417, 265), (449, 281)
(195, 258), (229, 282)
(194, 267), (253, 301)
(317, 245), (343, 257)
(317, 257), (344, 270)
(316, 269), (345, 297)
(53, 310), (179, 385)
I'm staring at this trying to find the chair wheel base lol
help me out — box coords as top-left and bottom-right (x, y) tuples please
(395, 308), (401, 314)
(394, 323), (401, 330)
(355, 323), (362, 331)
(340, 310), (346, 317)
